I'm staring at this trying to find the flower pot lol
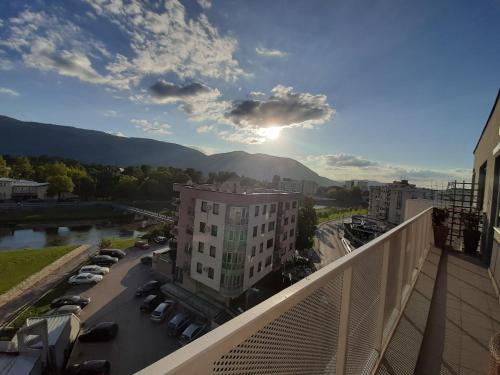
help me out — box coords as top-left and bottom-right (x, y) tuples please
(463, 229), (481, 255)
(433, 225), (448, 249)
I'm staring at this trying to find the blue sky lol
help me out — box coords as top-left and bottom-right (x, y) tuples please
(0, 0), (499, 185)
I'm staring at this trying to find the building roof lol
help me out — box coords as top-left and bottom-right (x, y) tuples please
(0, 178), (48, 187)
(26, 314), (73, 346)
(473, 88), (500, 154)
(0, 352), (39, 375)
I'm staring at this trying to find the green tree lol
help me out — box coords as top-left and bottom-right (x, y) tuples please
(11, 157), (34, 179)
(0, 156), (10, 177)
(296, 197), (318, 251)
(115, 175), (139, 199)
(47, 175), (75, 199)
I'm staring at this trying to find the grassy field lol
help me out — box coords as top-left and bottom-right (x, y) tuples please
(0, 245), (77, 295)
(316, 207), (368, 223)
(103, 237), (136, 250)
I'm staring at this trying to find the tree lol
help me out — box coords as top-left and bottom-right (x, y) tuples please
(47, 175), (75, 199)
(11, 156), (34, 179)
(0, 156), (10, 177)
(296, 197), (318, 251)
(115, 175), (139, 199)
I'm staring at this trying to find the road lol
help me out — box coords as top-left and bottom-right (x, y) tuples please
(310, 219), (348, 270)
(68, 246), (181, 375)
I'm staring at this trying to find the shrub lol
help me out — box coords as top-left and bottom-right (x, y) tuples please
(432, 208), (449, 226)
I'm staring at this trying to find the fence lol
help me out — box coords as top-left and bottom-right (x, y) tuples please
(137, 207), (433, 375)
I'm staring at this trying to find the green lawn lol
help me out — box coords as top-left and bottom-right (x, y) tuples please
(102, 237), (136, 250)
(0, 245), (77, 295)
(316, 208), (368, 224)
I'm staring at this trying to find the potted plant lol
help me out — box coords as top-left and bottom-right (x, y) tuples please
(432, 208), (449, 249)
(461, 210), (481, 255)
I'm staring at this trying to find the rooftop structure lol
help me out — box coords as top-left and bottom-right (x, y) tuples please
(278, 178), (318, 196)
(0, 178), (49, 201)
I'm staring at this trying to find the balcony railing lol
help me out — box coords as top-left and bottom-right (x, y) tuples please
(137, 207), (433, 375)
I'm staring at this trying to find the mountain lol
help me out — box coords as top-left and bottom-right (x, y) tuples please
(0, 115), (338, 186)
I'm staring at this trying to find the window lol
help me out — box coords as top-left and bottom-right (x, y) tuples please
(199, 221), (206, 233)
(290, 228), (295, 237)
(251, 246), (256, 257)
(210, 245), (216, 257)
(283, 232), (288, 240)
(208, 267), (214, 279)
(270, 203), (276, 213)
(213, 203), (219, 215)
(196, 262), (202, 274)
(201, 201), (208, 212)
(253, 226), (258, 237)
(291, 215), (295, 223)
(289, 243), (293, 251)
(249, 266), (254, 278)
(255, 205), (260, 216)
(211, 224), (218, 237)
(285, 201), (290, 210)
(284, 217), (289, 225)
(229, 231), (234, 240)
(263, 204), (267, 215)
(259, 243), (263, 253)
(258, 262), (262, 272)
(226, 252), (232, 262)
(292, 200), (297, 209)
(240, 231), (246, 240)
(265, 256), (272, 266)
(267, 238), (274, 249)
(221, 273), (225, 284)
(198, 242), (204, 253)
(268, 221), (275, 231)
(261, 223), (265, 234)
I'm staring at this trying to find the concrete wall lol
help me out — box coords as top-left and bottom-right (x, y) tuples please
(491, 228), (500, 298)
(404, 199), (434, 221)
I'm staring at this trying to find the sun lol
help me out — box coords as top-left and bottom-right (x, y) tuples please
(259, 126), (282, 140)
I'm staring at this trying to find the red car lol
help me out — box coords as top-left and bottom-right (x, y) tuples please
(135, 240), (150, 250)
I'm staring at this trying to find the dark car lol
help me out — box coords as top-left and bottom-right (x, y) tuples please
(90, 255), (119, 266)
(140, 255), (153, 265)
(51, 295), (90, 309)
(167, 312), (192, 336)
(99, 249), (126, 259)
(135, 280), (161, 297)
(140, 294), (163, 312)
(179, 322), (208, 346)
(135, 240), (150, 249)
(66, 360), (110, 375)
(79, 322), (118, 342)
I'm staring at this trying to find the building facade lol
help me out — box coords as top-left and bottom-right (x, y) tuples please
(344, 179), (369, 191)
(173, 183), (300, 304)
(0, 178), (49, 201)
(278, 178), (318, 196)
(369, 180), (434, 224)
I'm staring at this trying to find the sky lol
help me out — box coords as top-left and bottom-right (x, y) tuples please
(0, 0), (499, 186)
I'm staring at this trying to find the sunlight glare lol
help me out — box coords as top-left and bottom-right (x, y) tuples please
(259, 126), (282, 140)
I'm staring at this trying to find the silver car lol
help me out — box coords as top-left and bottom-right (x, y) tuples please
(150, 300), (175, 322)
(79, 265), (110, 275)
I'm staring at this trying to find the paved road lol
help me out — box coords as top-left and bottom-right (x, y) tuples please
(311, 219), (347, 270)
(68, 247), (181, 375)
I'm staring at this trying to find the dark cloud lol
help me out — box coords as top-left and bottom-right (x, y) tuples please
(149, 80), (215, 103)
(226, 85), (333, 128)
(326, 154), (379, 168)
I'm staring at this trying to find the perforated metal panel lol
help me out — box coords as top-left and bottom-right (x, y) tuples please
(213, 273), (343, 375)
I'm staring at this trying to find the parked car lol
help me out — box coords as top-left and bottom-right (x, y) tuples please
(50, 295), (90, 309)
(153, 236), (167, 244)
(135, 240), (150, 250)
(167, 312), (192, 336)
(79, 322), (118, 342)
(66, 360), (111, 375)
(140, 255), (153, 265)
(68, 273), (103, 285)
(140, 295), (163, 313)
(52, 305), (82, 315)
(135, 280), (161, 297)
(179, 322), (208, 345)
(79, 265), (109, 276)
(90, 255), (119, 266)
(99, 248), (126, 259)
(150, 300), (176, 322)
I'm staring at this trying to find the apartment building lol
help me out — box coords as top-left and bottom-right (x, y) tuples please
(0, 178), (49, 201)
(369, 180), (434, 224)
(344, 179), (369, 191)
(278, 178), (318, 196)
(173, 182), (300, 304)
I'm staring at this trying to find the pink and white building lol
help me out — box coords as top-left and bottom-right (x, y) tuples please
(172, 182), (300, 304)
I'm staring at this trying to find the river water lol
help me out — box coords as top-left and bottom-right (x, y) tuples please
(0, 225), (144, 250)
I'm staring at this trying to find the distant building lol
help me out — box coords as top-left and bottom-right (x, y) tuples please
(344, 180), (369, 191)
(0, 178), (49, 201)
(369, 180), (435, 224)
(172, 183), (300, 305)
(278, 178), (318, 196)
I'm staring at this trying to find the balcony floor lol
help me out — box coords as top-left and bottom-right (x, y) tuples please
(415, 250), (500, 374)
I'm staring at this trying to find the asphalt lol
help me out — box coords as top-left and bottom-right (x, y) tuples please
(311, 219), (347, 269)
(67, 246), (182, 375)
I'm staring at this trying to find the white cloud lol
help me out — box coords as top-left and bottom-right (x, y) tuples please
(0, 87), (19, 96)
(106, 130), (127, 137)
(196, 125), (215, 133)
(256, 47), (288, 58)
(103, 110), (118, 117)
(189, 144), (217, 155)
(197, 0), (212, 10)
(131, 119), (171, 135)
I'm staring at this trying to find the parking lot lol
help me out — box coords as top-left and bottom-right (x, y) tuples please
(67, 247), (184, 375)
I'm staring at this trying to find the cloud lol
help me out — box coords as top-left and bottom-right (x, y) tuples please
(131, 119), (171, 135)
(106, 130), (127, 137)
(324, 153), (380, 168)
(0, 87), (19, 96)
(103, 110), (118, 117)
(256, 47), (288, 58)
(149, 80), (219, 104)
(196, 125), (215, 133)
(197, 0), (212, 10)
(189, 144), (217, 155)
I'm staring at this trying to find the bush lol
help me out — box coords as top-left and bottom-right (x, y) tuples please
(99, 238), (112, 249)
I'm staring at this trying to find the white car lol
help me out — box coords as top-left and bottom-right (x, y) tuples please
(68, 273), (103, 285)
(79, 265), (109, 275)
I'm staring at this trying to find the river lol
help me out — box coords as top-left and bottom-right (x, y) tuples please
(0, 224), (145, 250)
